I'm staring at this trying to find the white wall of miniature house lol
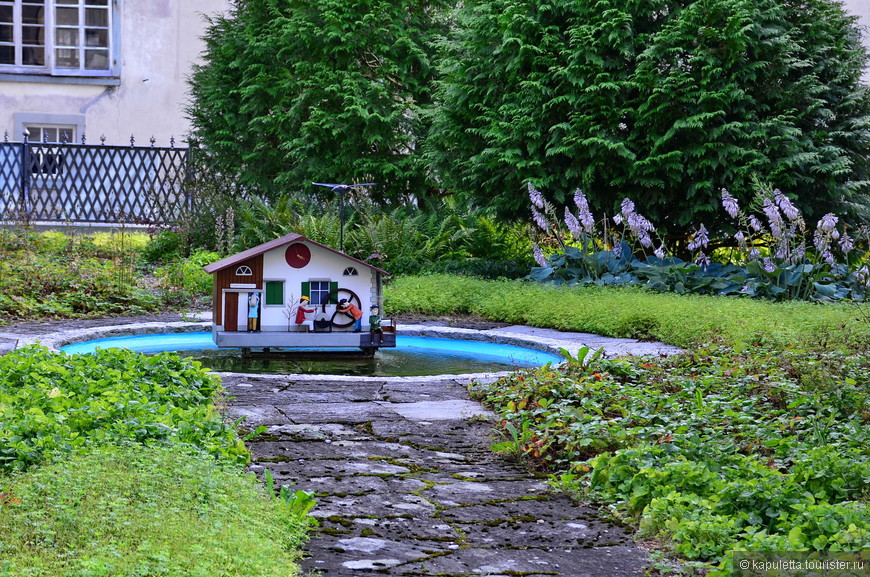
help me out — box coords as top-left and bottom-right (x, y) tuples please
(236, 242), (378, 331)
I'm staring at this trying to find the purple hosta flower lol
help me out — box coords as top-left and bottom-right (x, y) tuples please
(564, 209), (583, 239)
(531, 205), (549, 232)
(817, 213), (838, 233)
(734, 230), (746, 245)
(528, 182), (545, 210)
(533, 243), (547, 267)
(774, 189), (801, 221)
(762, 258), (776, 273)
(775, 243), (788, 261)
(721, 188), (740, 219)
(696, 251), (711, 271)
(620, 198), (635, 215)
(749, 248), (761, 261)
(613, 213), (624, 225)
(762, 197), (783, 239)
(839, 231), (854, 254)
(612, 242), (623, 258)
(749, 215), (763, 232)
(687, 224), (709, 252)
(792, 242), (806, 261)
(654, 245), (666, 259)
(638, 231), (653, 248)
(856, 265), (870, 287)
(573, 189), (595, 234)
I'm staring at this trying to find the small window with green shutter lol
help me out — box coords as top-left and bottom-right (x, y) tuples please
(264, 281), (284, 306)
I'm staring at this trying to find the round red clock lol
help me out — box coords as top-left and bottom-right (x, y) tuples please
(285, 243), (311, 268)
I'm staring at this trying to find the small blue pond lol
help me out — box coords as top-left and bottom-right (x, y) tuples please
(60, 332), (563, 377)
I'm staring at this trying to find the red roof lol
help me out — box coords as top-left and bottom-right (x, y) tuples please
(202, 232), (390, 276)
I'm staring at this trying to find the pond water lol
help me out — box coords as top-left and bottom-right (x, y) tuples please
(60, 332), (563, 377)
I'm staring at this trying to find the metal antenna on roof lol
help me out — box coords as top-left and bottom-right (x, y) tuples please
(312, 182), (376, 253)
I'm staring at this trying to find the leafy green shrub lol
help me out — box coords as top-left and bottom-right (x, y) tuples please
(0, 252), (161, 322)
(0, 346), (247, 472)
(141, 229), (184, 263)
(471, 343), (870, 567)
(155, 250), (219, 306)
(0, 443), (309, 577)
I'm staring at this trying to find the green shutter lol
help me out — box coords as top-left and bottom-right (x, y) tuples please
(329, 281), (339, 304)
(301, 281), (310, 299)
(265, 281), (284, 305)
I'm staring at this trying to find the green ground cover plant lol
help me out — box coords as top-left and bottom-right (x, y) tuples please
(0, 229), (220, 323)
(385, 274), (870, 349)
(0, 443), (310, 577)
(0, 346), (247, 471)
(387, 274), (869, 573)
(471, 344), (870, 573)
(0, 346), (313, 575)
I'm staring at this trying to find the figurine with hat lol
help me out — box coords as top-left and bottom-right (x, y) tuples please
(294, 295), (316, 332)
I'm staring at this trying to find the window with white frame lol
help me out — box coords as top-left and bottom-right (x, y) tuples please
(26, 124), (74, 143)
(307, 281), (331, 306)
(26, 123), (74, 176)
(0, 0), (115, 76)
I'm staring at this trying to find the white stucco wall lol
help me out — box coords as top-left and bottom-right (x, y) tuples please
(0, 0), (230, 145)
(256, 242), (379, 332)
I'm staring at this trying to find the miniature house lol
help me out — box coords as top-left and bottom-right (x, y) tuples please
(203, 233), (395, 353)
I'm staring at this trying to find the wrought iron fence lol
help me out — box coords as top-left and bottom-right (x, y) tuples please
(0, 135), (191, 226)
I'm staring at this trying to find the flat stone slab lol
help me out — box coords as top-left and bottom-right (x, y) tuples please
(227, 373), (651, 576)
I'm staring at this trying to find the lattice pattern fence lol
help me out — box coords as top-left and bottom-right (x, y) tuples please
(0, 137), (191, 225)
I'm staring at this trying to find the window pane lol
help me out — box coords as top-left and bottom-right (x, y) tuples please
(55, 28), (78, 47)
(85, 7), (107, 27)
(22, 25), (44, 45)
(84, 48), (106, 69)
(0, 25), (11, 43)
(22, 5), (44, 25)
(84, 27), (106, 47)
(22, 46), (44, 65)
(87, 0), (108, 6)
(0, 6), (11, 24)
(58, 128), (73, 142)
(0, 45), (12, 64)
(55, 7), (78, 26)
(56, 0), (77, 4)
(55, 47), (78, 67)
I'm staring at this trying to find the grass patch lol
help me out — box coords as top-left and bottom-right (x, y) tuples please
(385, 274), (870, 349)
(0, 443), (308, 577)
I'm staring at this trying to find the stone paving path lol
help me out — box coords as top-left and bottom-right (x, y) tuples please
(222, 372), (650, 577)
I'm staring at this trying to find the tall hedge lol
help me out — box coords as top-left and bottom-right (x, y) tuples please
(426, 0), (870, 236)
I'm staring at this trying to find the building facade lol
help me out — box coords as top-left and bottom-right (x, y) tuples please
(0, 0), (229, 146)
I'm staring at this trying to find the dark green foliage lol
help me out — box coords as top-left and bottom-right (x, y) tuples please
(0, 346), (248, 472)
(472, 344), (870, 564)
(187, 0), (450, 203)
(231, 195), (534, 278)
(427, 0), (870, 235)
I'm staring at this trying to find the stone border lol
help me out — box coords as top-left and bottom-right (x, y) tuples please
(15, 321), (682, 382)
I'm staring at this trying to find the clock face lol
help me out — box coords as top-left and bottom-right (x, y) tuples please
(285, 243), (311, 268)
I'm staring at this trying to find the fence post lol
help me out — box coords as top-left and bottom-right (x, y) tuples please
(19, 130), (31, 223)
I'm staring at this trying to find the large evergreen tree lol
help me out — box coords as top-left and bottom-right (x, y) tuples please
(187, 0), (449, 202)
(426, 0), (870, 236)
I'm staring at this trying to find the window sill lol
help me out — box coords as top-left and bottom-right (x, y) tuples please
(0, 73), (121, 86)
